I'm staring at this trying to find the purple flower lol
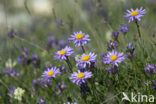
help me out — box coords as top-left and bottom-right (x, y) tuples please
(47, 35), (57, 49)
(59, 64), (66, 73)
(32, 79), (37, 85)
(144, 63), (156, 74)
(102, 50), (125, 66)
(58, 39), (68, 49)
(70, 70), (92, 85)
(107, 65), (117, 74)
(57, 81), (66, 89)
(44, 62), (53, 69)
(120, 24), (129, 33)
(152, 80), (156, 90)
(126, 42), (136, 59)
(76, 52), (97, 68)
(3, 67), (19, 77)
(18, 48), (29, 65)
(64, 102), (77, 104)
(54, 46), (74, 60)
(80, 82), (89, 96)
(69, 31), (90, 46)
(106, 40), (118, 51)
(31, 54), (41, 67)
(37, 97), (47, 104)
(124, 7), (146, 22)
(37, 77), (51, 87)
(6, 30), (16, 38)
(54, 81), (66, 96)
(111, 30), (119, 41)
(42, 67), (60, 79)
(8, 85), (16, 97)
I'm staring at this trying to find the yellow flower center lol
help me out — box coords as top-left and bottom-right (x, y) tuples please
(75, 33), (84, 39)
(81, 55), (90, 61)
(47, 70), (54, 76)
(131, 10), (138, 16)
(77, 73), (85, 78)
(110, 54), (117, 61)
(58, 50), (66, 55)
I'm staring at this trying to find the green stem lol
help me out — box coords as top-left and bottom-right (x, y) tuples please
(65, 56), (73, 72)
(81, 46), (86, 53)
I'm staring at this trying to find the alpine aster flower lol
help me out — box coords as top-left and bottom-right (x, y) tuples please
(106, 40), (118, 51)
(42, 67), (60, 79)
(144, 63), (156, 74)
(76, 52), (97, 68)
(120, 24), (129, 34)
(124, 7), (146, 22)
(70, 70), (92, 85)
(54, 46), (74, 60)
(102, 50), (125, 66)
(69, 31), (90, 46)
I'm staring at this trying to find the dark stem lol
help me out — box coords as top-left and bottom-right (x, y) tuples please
(135, 19), (141, 38)
(135, 19), (145, 55)
(81, 46), (85, 53)
(65, 56), (73, 72)
(80, 82), (89, 103)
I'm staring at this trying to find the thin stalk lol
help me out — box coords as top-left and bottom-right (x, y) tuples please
(81, 46), (85, 53)
(135, 20), (141, 38)
(135, 19), (145, 56)
(65, 56), (73, 72)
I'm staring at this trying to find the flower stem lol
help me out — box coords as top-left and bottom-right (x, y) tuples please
(65, 56), (73, 72)
(135, 20), (141, 38)
(81, 46), (86, 53)
(135, 19), (145, 55)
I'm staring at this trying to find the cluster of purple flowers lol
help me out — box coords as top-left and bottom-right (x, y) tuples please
(47, 34), (68, 49)
(120, 24), (129, 34)
(111, 30), (119, 41)
(111, 24), (129, 41)
(17, 48), (41, 67)
(3, 67), (19, 77)
(106, 40), (118, 51)
(18, 48), (29, 65)
(52, 31), (94, 86)
(144, 63), (156, 74)
(4, 6), (150, 103)
(37, 97), (47, 104)
(126, 42), (136, 59)
(6, 29), (16, 38)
